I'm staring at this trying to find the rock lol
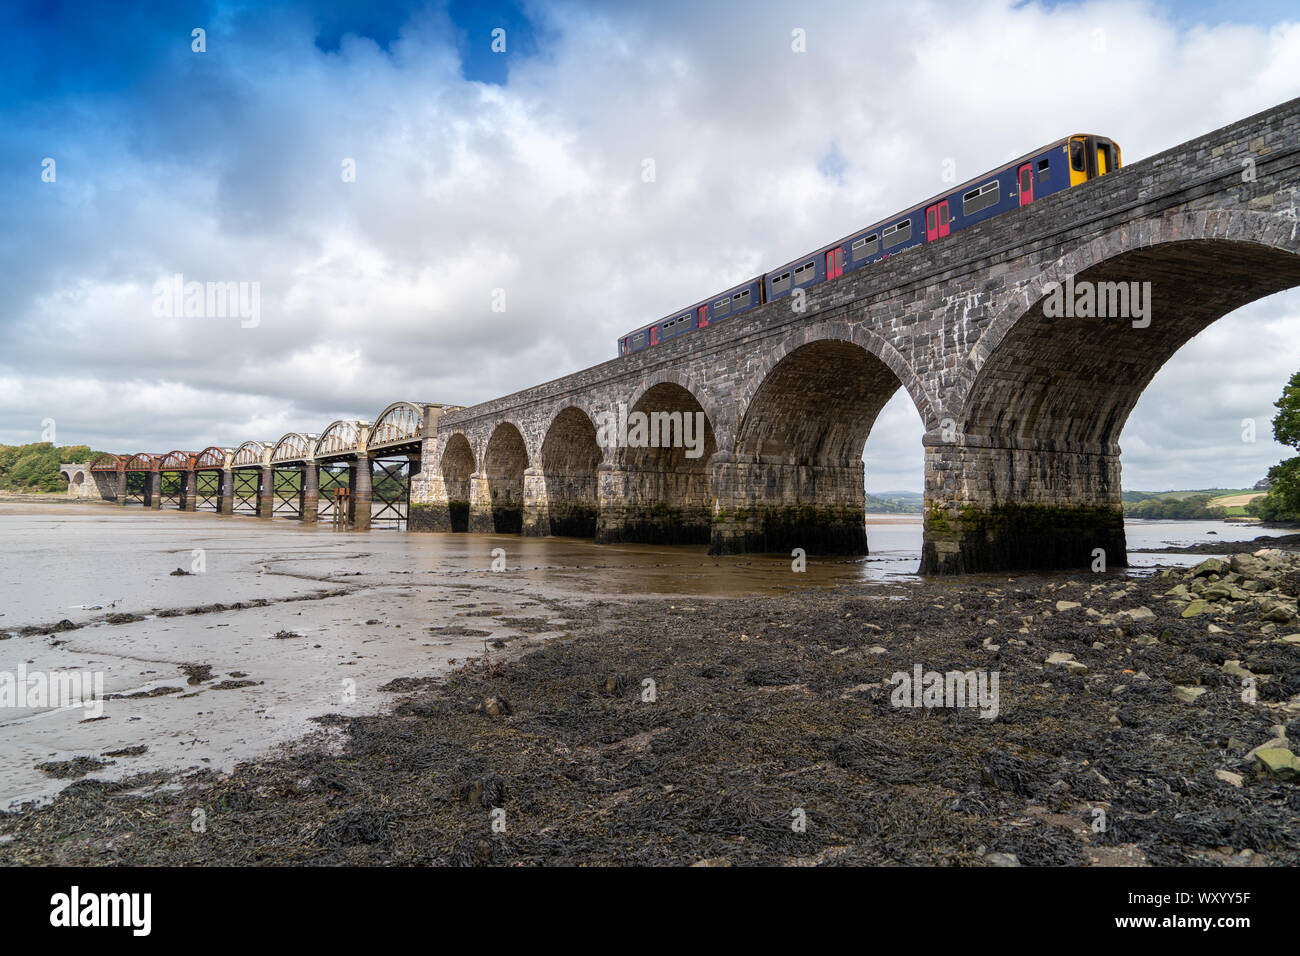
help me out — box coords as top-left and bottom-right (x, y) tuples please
(1181, 601), (1207, 618)
(1203, 582), (1250, 602)
(1221, 660), (1254, 680)
(1242, 735), (1290, 764)
(1253, 747), (1300, 781)
(1056, 601), (1081, 612)
(1229, 554), (1265, 576)
(1207, 624), (1227, 635)
(1045, 652), (1087, 672)
(690, 857), (734, 867)
(1215, 769), (1244, 787)
(868, 646), (888, 655)
(1173, 685), (1207, 704)
(1192, 558), (1228, 578)
(1261, 602), (1298, 624)
(479, 696), (512, 718)
(1163, 584), (1191, 600)
(1134, 634), (1158, 646)
(1275, 634), (1300, 645)
(983, 852), (1020, 867)
(1119, 607), (1156, 621)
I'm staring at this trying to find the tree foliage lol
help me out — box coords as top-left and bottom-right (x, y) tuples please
(1247, 370), (1300, 521)
(1123, 494), (1226, 520)
(0, 443), (100, 493)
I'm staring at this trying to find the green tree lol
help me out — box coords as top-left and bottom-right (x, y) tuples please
(1250, 369), (1300, 521)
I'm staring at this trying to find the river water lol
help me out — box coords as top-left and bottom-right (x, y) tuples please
(0, 502), (1289, 808)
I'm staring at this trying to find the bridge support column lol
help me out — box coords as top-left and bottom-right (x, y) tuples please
(218, 469), (234, 514)
(181, 470), (197, 511)
(258, 466), (274, 518)
(148, 472), (162, 509)
(301, 463), (318, 524)
(920, 440), (1127, 574)
(522, 467), (548, 536)
(467, 473), (495, 534)
(708, 453), (867, 555)
(116, 470), (128, 505)
(593, 462), (713, 546)
(349, 455), (371, 531)
(409, 470), (455, 531)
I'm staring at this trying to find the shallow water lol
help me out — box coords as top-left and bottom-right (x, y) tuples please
(0, 502), (1289, 807)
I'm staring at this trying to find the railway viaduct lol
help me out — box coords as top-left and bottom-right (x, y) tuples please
(74, 97), (1300, 573)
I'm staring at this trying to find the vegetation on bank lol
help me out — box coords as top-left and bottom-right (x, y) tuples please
(1122, 494), (1227, 520)
(0, 443), (102, 493)
(1247, 369), (1300, 523)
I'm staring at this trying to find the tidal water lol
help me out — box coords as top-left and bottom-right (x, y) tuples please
(0, 502), (1289, 807)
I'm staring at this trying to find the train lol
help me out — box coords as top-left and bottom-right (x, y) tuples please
(617, 133), (1122, 356)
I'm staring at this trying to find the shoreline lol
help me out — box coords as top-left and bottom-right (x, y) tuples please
(3, 550), (1297, 866)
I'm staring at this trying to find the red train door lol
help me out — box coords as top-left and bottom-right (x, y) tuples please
(649, 326), (659, 346)
(825, 247), (844, 280)
(925, 202), (950, 241)
(1018, 163), (1034, 205)
(698, 305), (708, 328)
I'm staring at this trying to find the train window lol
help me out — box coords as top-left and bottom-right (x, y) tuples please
(1037, 158), (1050, 182)
(962, 180), (1001, 216)
(713, 296), (731, 315)
(852, 234), (879, 260)
(793, 260), (815, 283)
(882, 220), (911, 248)
(733, 289), (750, 306)
(772, 271), (791, 293)
(1070, 140), (1085, 172)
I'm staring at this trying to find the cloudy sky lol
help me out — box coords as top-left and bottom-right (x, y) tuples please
(3, 0), (1299, 493)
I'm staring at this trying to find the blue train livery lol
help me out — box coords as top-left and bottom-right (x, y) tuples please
(618, 133), (1121, 356)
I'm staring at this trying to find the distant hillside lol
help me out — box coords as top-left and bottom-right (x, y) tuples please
(1122, 487), (1265, 518)
(0, 442), (103, 493)
(1122, 488), (1256, 503)
(865, 491), (923, 514)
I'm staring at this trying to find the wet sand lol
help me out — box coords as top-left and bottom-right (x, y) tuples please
(0, 503), (914, 809)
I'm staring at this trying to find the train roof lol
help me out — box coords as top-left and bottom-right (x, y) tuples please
(620, 275), (764, 340)
(620, 133), (1119, 340)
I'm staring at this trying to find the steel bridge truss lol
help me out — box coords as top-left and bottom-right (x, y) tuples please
(369, 455), (413, 529)
(193, 470), (221, 512)
(317, 464), (350, 523)
(232, 470), (261, 515)
(272, 466), (303, 518)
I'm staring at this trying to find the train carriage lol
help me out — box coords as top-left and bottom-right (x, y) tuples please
(617, 133), (1121, 355)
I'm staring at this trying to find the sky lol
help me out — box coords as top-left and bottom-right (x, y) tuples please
(3, 0), (1300, 494)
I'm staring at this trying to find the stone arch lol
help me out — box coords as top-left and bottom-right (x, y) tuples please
(598, 381), (718, 545)
(539, 406), (602, 538)
(735, 322), (939, 439)
(483, 422), (529, 534)
(439, 432), (475, 532)
(720, 332), (923, 554)
(625, 370), (730, 451)
(959, 219), (1300, 454)
(923, 214), (1300, 575)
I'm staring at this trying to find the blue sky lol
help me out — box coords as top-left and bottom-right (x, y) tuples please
(3, 0), (1300, 492)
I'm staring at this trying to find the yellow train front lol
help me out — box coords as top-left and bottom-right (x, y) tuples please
(618, 133), (1122, 357)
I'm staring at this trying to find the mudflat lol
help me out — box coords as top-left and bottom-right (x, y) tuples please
(4, 548), (1298, 866)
